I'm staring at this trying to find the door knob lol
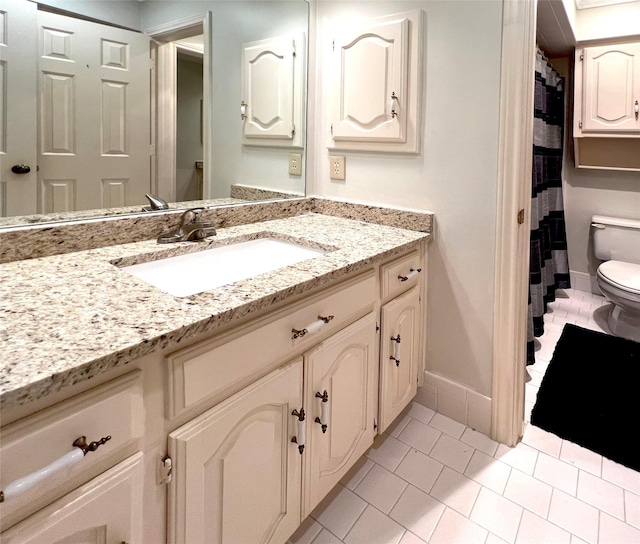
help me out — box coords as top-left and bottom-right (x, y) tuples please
(11, 164), (31, 174)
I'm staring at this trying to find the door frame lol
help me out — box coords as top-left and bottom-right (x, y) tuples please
(146, 13), (213, 203)
(491, 0), (537, 446)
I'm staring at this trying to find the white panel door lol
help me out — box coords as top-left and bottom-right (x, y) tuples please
(303, 313), (377, 517)
(379, 287), (420, 433)
(0, 0), (38, 217)
(331, 16), (409, 143)
(582, 43), (640, 133)
(167, 360), (303, 544)
(37, 10), (151, 213)
(0, 453), (143, 544)
(242, 35), (295, 142)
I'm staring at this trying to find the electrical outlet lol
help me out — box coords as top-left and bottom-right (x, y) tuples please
(288, 153), (302, 176)
(329, 155), (346, 180)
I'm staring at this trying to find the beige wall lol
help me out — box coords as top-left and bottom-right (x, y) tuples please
(308, 0), (504, 398)
(575, 2), (640, 42)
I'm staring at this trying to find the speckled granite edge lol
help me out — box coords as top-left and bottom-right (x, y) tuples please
(0, 197), (247, 228)
(0, 199), (312, 263)
(230, 184), (303, 201)
(311, 197), (433, 233)
(0, 198), (433, 263)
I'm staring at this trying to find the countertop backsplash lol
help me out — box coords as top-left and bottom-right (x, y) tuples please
(0, 198), (432, 264)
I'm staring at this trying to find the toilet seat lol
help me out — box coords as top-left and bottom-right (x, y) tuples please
(598, 261), (640, 295)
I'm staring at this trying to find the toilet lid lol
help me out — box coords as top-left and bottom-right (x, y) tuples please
(598, 261), (640, 294)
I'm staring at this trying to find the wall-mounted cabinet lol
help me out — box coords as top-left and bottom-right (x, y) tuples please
(241, 34), (305, 148)
(328, 10), (423, 154)
(573, 41), (640, 170)
(577, 43), (640, 134)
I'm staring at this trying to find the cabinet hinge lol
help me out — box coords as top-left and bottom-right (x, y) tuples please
(157, 454), (172, 485)
(330, 123), (333, 136)
(579, 120), (583, 129)
(376, 322), (380, 332)
(332, 39), (335, 51)
(150, 144), (156, 156)
(149, 56), (156, 70)
(292, 124), (296, 136)
(580, 52), (584, 61)
(373, 418), (378, 431)
(293, 39), (297, 57)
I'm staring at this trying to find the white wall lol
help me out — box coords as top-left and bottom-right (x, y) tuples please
(575, 2), (640, 41)
(33, 0), (141, 29)
(308, 0), (504, 398)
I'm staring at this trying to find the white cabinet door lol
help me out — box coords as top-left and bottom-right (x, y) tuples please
(303, 313), (377, 516)
(36, 10), (151, 213)
(242, 34), (305, 147)
(329, 10), (422, 153)
(0, 453), (143, 544)
(167, 359), (303, 544)
(331, 16), (408, 143)
(581, 43), (640, 133)
(379, 287), (420, 433)
(0, 0), (38, 216)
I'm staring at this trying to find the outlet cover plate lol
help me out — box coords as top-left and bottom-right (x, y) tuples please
(329, 155), (346, 180)
(288, 153), (302, 176)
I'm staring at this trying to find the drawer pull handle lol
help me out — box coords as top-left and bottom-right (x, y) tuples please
(390, 91), (399, 118)
(0, 435), (111, 503)
(314, 390), (329, 433)
(291, 408), (306, 454)
(391, 334), (401, 367)
(635, 100), (639, 120)
(398, 268), (421, 282)
(292, 315), (334, 339)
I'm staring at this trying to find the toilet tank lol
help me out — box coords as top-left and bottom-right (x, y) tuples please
(591, 215), (640, 264)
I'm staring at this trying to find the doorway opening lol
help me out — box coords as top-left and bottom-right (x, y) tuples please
(147, 13), (212, 204)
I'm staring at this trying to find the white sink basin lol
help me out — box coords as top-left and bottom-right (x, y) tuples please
(121, 237), (325, 297)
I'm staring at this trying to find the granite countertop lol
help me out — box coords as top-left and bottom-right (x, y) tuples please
(0, 213), (429, 411)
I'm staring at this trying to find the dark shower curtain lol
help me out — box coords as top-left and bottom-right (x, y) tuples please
(527, 49), (571, 365)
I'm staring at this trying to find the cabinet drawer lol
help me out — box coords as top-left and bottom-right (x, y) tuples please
(380, 250), (422, 299)
(166, 271), (376, 419)
(0, 371), (143, 529)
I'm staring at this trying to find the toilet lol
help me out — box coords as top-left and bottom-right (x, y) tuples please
(591, 215), (640, 342)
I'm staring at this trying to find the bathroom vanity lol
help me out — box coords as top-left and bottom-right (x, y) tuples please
(0, 211), (430, 543)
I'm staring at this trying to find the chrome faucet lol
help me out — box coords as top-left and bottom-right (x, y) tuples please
(157, 208), (217, 243)
(143, 193), (169, 212)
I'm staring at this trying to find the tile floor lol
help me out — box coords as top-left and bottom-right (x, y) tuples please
(288, 289), (640, 544)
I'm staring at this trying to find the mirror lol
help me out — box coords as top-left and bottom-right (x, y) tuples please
(0, 0), (308, 228)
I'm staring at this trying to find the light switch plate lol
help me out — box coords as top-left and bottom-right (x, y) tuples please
(288, 153), (302, 176)
(329, 156), (346, 180)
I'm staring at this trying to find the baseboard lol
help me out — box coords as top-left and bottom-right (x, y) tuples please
(570, 270), (600, 296)
(415, 371), (492, 436)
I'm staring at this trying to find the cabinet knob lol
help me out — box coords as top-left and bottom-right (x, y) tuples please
(292, 315), (334, 339)
(390, 92), (399, 118)
(291, 408), (306, 454)
(0, 435), (111, 503)
(398, 268), (421, 282)
(390, 334), (401, 367)
(314, 390), (329, 433)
